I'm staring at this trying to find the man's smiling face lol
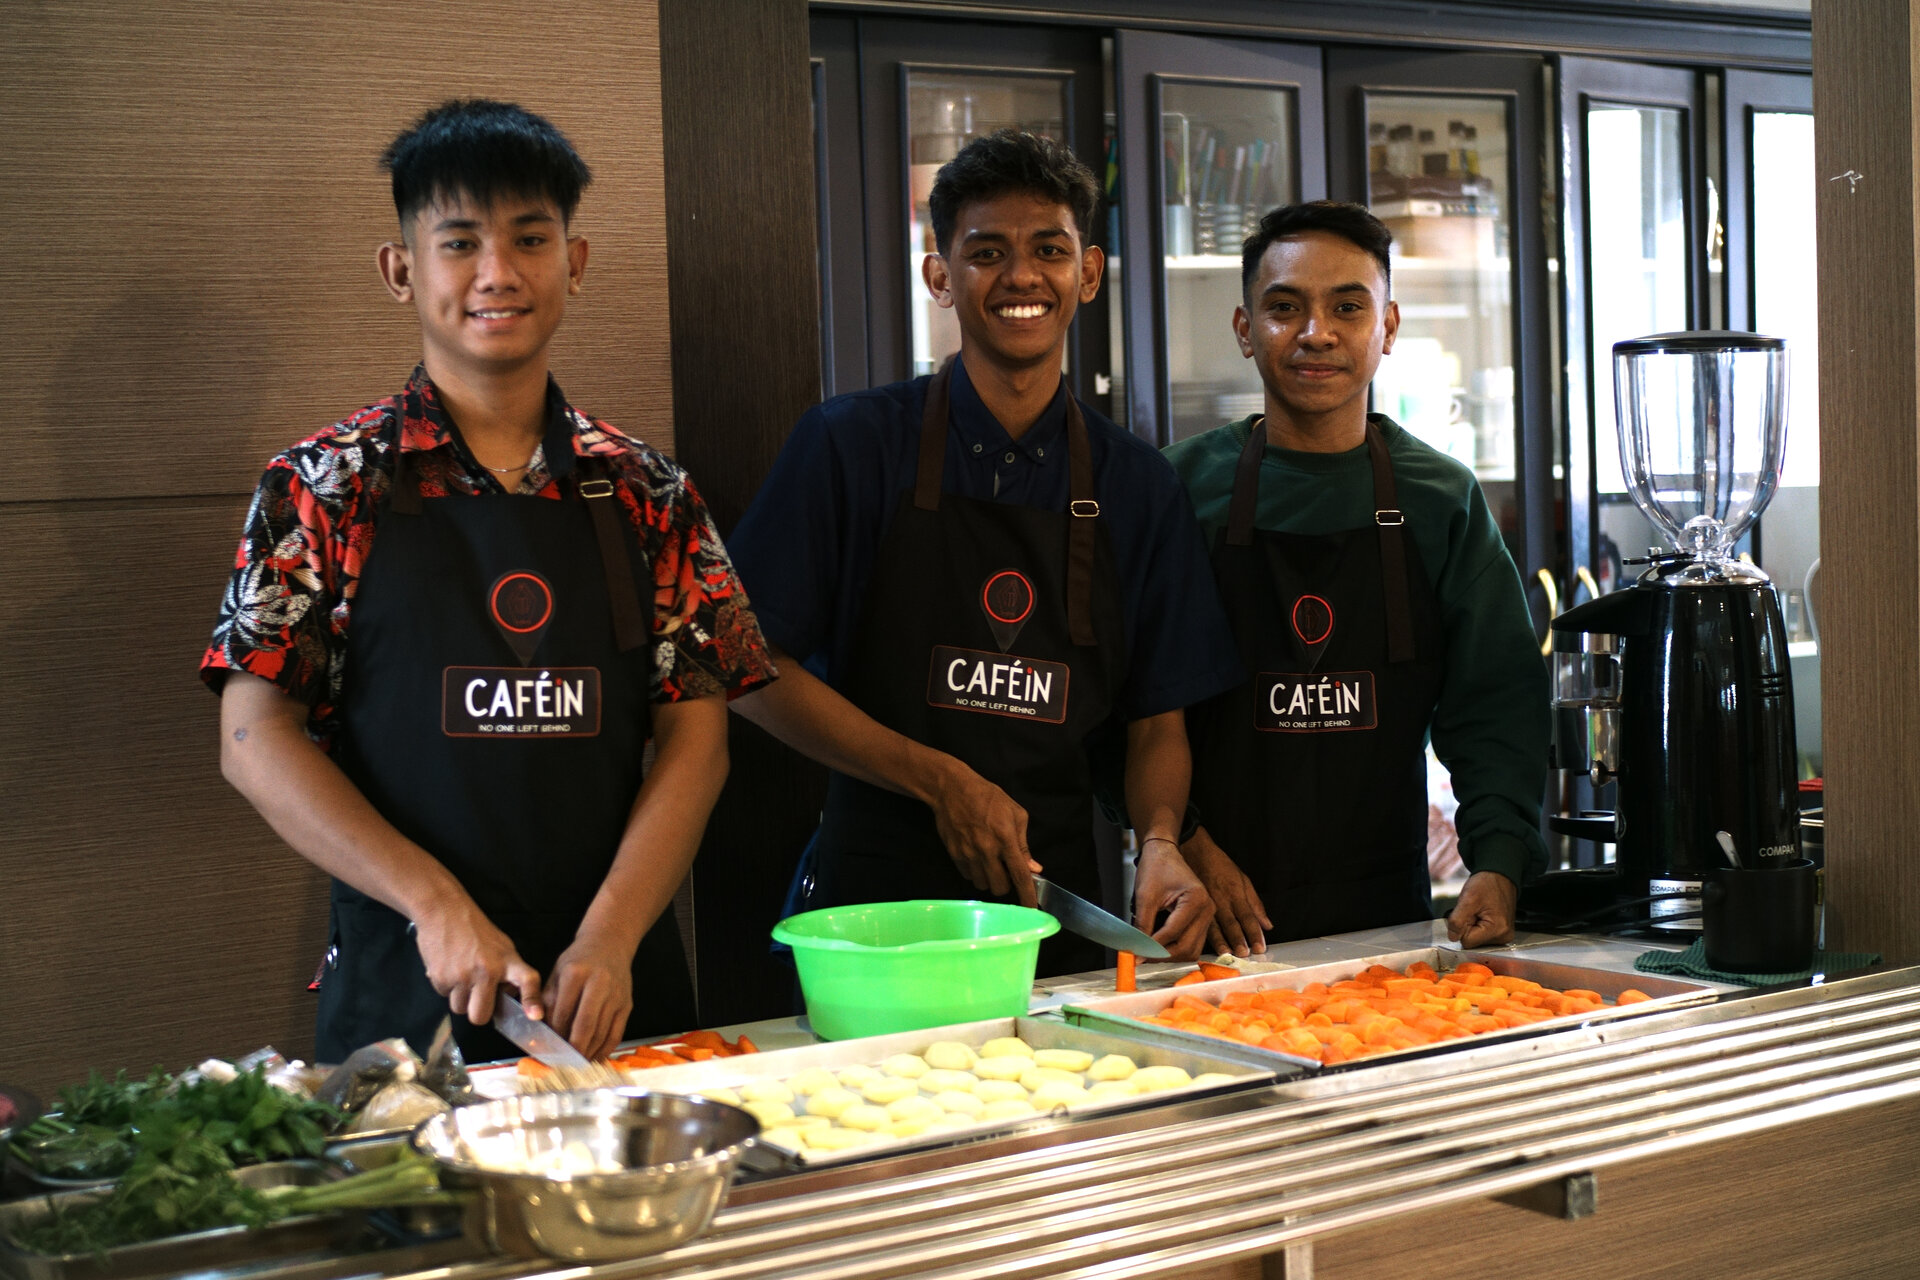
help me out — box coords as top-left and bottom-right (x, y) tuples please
(390, 189), (585, 378)
(1234, 230), (1398, 429)
(923, 190), (1104, 376)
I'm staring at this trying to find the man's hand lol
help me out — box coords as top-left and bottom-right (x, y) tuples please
(1446, 870), (1519, 948)
(1133, 839), (1214, 961)
(412, 892), (544, 1028)
(1180, 827), (1271, 957)
(928, 759), (1042, 906)
(544, 933), (637, 1060)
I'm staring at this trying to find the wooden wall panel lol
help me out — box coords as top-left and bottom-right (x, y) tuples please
(0, 0), (670, 1094)
(1811, 1), (1920, 961)
(660, 0), (829, 1026)
(0, 0), (673, 509)
(0, 498), (331, 1088)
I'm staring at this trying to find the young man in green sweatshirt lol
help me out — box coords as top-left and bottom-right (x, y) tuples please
(1163, 200), (1547, 955)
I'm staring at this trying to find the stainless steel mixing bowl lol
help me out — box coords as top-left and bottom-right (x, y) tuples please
(412, 1088), (759, 1261)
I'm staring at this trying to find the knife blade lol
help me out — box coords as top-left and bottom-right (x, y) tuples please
(492, 992), (590, 1069)
(1034, 876), (1171, 960)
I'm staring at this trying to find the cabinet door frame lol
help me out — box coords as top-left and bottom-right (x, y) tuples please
(844, 17), (1110, 401)
(1325, 47), (1556, 622)
(811, 14), (868, 400)
(1113, 30), (1326, 445)
(1559, 57), (1709, 585)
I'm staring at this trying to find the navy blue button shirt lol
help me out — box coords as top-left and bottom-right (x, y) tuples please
(728, 356), (1242, 722)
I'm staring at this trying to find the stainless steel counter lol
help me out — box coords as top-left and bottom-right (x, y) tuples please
(21, 929), (1915, 1280)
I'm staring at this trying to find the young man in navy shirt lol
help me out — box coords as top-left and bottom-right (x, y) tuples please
(728, 130), (1240, 970)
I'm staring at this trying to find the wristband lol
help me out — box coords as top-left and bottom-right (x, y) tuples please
(1179, 802), (1202, 844)
(1140, 835), (1181, 853)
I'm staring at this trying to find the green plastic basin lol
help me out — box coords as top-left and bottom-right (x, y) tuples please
(771, 900), (1059, 1040)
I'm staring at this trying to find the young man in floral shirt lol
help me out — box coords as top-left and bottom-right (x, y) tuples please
(202, 100), (775, 1062)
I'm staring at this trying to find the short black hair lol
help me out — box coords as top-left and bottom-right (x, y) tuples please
(1241, 201), (1393, 299)
(380, 99), (592, 231)
(929, 129), (1102, 256)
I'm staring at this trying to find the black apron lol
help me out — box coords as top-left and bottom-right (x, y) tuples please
(1188, 416), (1445, 943)
(314, 385), (696, 1063)
(798, 362), (1128, 977)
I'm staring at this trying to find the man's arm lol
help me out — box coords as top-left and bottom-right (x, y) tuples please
(1123, 710), (1214, 960)
(1433, 487), (1553, 950)
(546, 692), (729, 1058)
(219, 673), (544, 1026)
(731, 649), (1042, 904)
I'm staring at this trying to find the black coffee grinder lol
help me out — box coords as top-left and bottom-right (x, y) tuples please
(1544, 332), (1798, 935)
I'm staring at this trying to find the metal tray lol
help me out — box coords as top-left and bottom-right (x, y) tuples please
(0, 1160), (362, 1280)
(1064, 947), (1721, 1072)
(619, 1015), (1292, 1171)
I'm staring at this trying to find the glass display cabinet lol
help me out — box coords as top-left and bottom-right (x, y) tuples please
(1112, 31), (1324, 443)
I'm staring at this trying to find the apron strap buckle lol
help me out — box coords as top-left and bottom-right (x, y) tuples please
(1374, 508), (1405, 526)
(1070, 499), (1101, 518)
(578, 479), (616, 500)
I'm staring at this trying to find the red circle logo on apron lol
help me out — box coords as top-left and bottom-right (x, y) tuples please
(490, 572), (554, 633)
(1291, 594), (1334, 646)
(981, 570), (1035, 625)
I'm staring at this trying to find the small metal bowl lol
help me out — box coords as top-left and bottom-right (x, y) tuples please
(412, 1089), (758, 1261)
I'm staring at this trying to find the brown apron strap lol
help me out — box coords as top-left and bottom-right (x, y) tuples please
(1063, 393), (1099, 648)
(913, 358), (954, 512)
(1367, 419), (1416, 664)
(389, 391), (423, 515)
(576, 447), (651, 654)
(1224, 416), (1267, 547)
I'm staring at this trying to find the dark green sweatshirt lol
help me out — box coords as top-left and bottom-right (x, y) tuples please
(1163, 413), (1548, 888)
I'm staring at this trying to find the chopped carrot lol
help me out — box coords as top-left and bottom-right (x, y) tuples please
(1174, 970), (1209, 986)
(1616, 989), (1652, 1005)
(1117, 950), (1138, 993)
(680, 1029), (727, 1050)
(1198, 962), (1241, 981)
(517, 1057), (552, 1077)
(736, 1035), (759, 1053)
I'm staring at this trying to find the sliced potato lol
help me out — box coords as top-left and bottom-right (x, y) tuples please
(1031, 1048), (1094, 1072)
(739, 1079), (795, 1105)
(980, 1097), (1038, 1122)
(974, 1056), (1031, 1082)
(839, 1104), (891, 1131)
(1085, 1079), (1139, 1101)
(1130, 1065), (1194, 1092)
(1086, 1054), (1138, 1081)
(978, 1036), (1035, 1059)
(1029, 1079), (1088, 1109)
(880, 1053), (929, 1079)
(699, 1085), (743, 1106)
(923, 1041), (979, 1072)
(930, 1089), (984, 1116)
(787, 1067), (840, 1097)
(859, 1077), (919, 1105)
(972, 1078), (1029, 1103)
(885, 1094), (942, 1122)
(918, 1068), (979, 1094)
(743, 1099), (795, 1126)
(805, 1086), (861, 1118)
(1017, 1065), (1083, 1092)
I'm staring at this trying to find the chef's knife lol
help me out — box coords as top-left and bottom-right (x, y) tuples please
(1034, 876), (1171, 960)
(492, 992), (590, 1069)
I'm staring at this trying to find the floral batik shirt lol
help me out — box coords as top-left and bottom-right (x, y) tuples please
(201, 366), (776, 747)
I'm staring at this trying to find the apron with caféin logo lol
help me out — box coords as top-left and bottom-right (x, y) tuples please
(796, 361), (1128, 977)
(313, 384), (696, 1063)
(1187, 416), (1445, 942)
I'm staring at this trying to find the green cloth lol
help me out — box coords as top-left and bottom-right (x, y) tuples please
(1163, 413), (1549, 889)
(1634, 939), (1881, 987)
